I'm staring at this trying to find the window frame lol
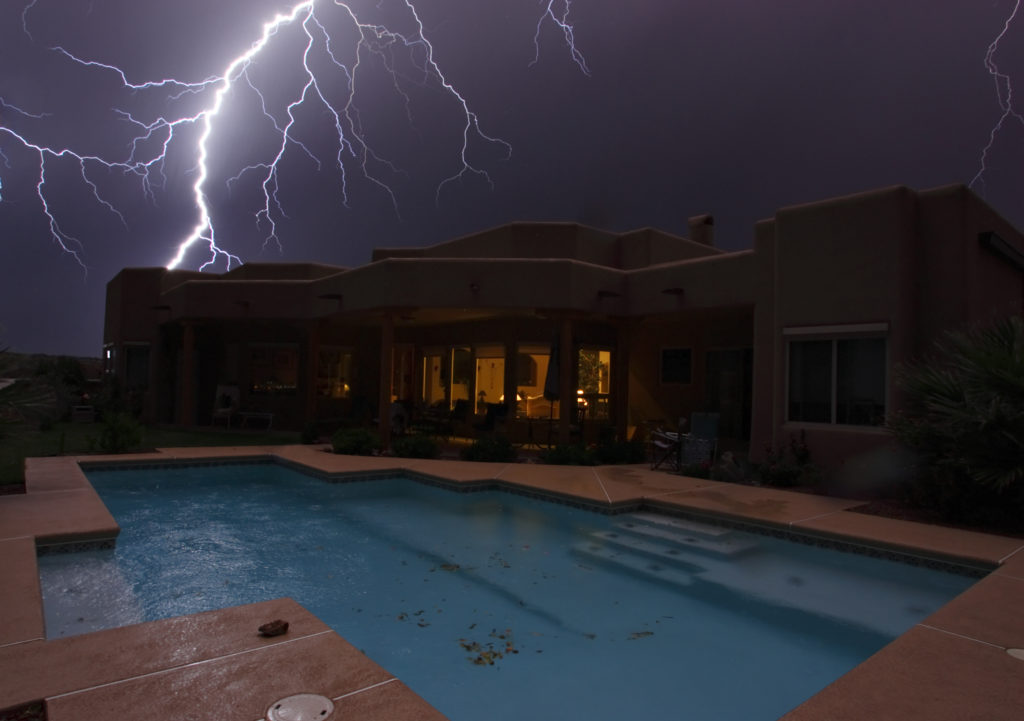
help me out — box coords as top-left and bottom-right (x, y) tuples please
(784, 324), (889, 428)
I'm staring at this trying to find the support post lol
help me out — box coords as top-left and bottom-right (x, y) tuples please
(557, 316), (573, 444)
(179, 322), (197, 427)
(377, 314), (395, 446)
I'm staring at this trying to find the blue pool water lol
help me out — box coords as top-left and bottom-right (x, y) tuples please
(39, 463), (976, 720)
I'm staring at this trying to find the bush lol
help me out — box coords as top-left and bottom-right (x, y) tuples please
(539, 443), (596, 465)
(95, 412), (143, 454)
(392, 434), (441, 459)
(331, 427), (380, 456)
(757, 431), (817, 487)
(460, 435), (518, 463)
(680, 460), (713, 479)
(300, 422), (320, 445)
(594, 437), (647, 465)
(888, 316), (1024, 528)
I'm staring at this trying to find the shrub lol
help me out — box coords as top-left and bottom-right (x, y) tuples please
(392, 434), (441, 459)
(594, 437), (647, 465)
(331, 427), (380, 456)
(460, 435), (518, 463)
(757, 431), (817, 487)
(680, 460), (713, 479)
(888, 316), (1024, 528)
(539, 443), (596, 465)
(95, 412), (143, 454)
(300, 422), (320, 445)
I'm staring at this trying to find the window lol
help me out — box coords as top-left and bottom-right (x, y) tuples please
(578, 347), (612, 420)
(661, 348), (692, 384)
(787, 336), (886, 426)
(516, 343), (554, 419)
(475, 344), (506, 413)
(250, 344), (298, 394)
(317, 347), (352, 398)
(421, 344), (507, 413)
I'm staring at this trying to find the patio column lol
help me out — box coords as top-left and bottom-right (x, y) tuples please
(502, 342), (517, 418)
(614, 322), (630, 441)
(557, 316), (573, 444)
(305, 323), (320, 424)
(179, 322), (197, 427)
(377, 314), (395, 445)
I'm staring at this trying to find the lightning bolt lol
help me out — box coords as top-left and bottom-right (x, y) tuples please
(970, 0), (1023, 192)
(1, 0), (588, 273)
(533, 0), (590, 76)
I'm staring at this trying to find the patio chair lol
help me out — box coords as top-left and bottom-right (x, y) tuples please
(212, 385), (240, 427)
(473, 402), (510, 433)
(648, 418), (685, 471)
(681, 412), (719, 466)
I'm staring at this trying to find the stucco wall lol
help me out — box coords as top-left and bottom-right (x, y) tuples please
(626, 308), (753, 435)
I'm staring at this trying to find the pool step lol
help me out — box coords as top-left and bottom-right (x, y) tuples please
(572, 541), (695, 589)
(571, 514), (760, 592)
(609, 514), (760, 559)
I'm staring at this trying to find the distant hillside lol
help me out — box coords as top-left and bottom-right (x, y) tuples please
(0, 352), (102, 380)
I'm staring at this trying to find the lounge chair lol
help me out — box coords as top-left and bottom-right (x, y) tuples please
(212, 385), (240, 427)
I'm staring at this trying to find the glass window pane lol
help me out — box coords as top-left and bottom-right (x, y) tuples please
(578, 347), (612, 421)
(788, 340), (832, 422)
(836, 338), (886, 426)
(450, 347), (473, 407)
(515, 344), (552, 418)
(422, 353), (446, 407)
(476, 356), (505, 412)
(317, 347), (352, 398)
(250, 345), (298, 395)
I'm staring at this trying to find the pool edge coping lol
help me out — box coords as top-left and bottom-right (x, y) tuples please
(6, 445), (1024, 720)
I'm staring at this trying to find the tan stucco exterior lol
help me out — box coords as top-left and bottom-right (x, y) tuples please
(103, 184), (1024, 477)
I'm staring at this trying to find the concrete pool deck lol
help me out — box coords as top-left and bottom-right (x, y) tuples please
(0, 445), (1022, 720)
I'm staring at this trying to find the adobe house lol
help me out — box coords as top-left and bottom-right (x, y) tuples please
(103, 184), (1024, 472)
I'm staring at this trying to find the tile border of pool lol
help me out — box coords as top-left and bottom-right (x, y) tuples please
(77, 453), (1004, 575)
(3, 444), (1024, 720)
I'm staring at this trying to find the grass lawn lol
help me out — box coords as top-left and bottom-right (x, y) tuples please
(0, 420), (301, 487)
(0, 375), (300, 487)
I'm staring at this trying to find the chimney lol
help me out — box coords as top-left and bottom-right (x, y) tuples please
(687, 214), (714, 247)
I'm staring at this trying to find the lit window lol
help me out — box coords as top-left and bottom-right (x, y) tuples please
(317, 348), (352, 398)
(250, 345), (299, 395)
(577, 347), (612, 420)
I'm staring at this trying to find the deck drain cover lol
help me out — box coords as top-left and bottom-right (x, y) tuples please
(266, 694), (334, 721)
(1007, 648), (1024, 661)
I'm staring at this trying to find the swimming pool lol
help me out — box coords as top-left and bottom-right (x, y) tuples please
(38, 462), (976, 720)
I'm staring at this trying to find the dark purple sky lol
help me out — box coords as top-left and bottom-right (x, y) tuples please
(1, 0), (1022, 357)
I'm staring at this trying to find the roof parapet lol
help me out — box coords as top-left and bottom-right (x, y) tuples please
(688, 214), (714, 247)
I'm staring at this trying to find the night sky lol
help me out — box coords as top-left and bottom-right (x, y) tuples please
(1, 0), (1022, 357)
